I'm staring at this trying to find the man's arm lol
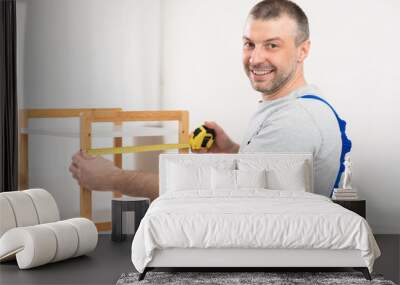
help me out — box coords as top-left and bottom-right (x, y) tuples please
(69, 151), (159, 201)
(112, 170), (158, 201)
(69, 121), (236, 200)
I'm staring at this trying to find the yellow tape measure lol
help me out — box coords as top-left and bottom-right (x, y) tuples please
(86, 125), (216, 156)
(87, 143), (190, 156)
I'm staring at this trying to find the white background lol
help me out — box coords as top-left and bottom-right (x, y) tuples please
(17, 0), (400, 233)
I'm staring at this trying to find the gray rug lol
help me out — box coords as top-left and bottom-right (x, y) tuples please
(116, 272), (396, 285)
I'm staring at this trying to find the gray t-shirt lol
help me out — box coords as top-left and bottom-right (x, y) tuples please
(239, 85), (341, 197)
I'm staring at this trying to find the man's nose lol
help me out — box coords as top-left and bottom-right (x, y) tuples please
(249, 47), (266, 65)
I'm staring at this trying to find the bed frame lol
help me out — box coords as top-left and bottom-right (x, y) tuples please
(138, 153), (372, 281)
(141, 248), (371, 280)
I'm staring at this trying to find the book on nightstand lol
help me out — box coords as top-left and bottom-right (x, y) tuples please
(332, 188), (359, 200)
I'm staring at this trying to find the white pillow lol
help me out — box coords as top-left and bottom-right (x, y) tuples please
(167, 162), (211, 191)
(266, 162), (307, 191)
(211, 169), (268, 190)
(238, 159), (309, 191)
(211, 168), (236, 190)
(236, 169), (267, 189)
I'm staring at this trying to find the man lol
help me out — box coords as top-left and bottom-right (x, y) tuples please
(70, 0), (348, 199)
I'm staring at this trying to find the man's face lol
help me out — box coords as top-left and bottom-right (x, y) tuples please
(242, 15), (303, 95)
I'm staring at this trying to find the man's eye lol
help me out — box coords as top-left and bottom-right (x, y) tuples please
(266, 43), (278, 49)
(243, 42), (254, 49)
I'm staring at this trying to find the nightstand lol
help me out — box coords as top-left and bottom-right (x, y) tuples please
(332, 199), (366, 218)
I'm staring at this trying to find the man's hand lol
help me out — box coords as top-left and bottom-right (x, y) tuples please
(69, 150), (121, 191)
(191, 121), (239, 154)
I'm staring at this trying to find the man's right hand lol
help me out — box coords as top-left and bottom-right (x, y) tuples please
(69, 150), (122, 191)
(191, 121), (239, 154)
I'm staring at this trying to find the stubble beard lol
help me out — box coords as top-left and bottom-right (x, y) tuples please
(249, 63), (297, 96)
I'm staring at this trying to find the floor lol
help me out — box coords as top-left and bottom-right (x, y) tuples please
(374, 234), (400, 284)
(0, 235), (399, 285)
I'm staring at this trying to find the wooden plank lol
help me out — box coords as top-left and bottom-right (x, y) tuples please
(113, 121), (123, 199)
(179, 111), (190, 154)
(19, 110), (29, 190)
(25, 108), (121, 119)
(79, 112), (92, 219)
(91, 110), (184, 122)
(95, 221), (112, 232)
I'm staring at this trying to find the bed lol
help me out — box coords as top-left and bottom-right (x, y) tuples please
(131, 153), (380, 280)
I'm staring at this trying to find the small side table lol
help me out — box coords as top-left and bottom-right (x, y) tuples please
(332, 199), (366, 218)
(112, 197), (150, 242)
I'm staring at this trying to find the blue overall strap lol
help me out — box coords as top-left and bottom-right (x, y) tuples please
(299, 95), (352, 197)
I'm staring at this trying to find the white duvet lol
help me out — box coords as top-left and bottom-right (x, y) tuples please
(131, 190), (380, 273)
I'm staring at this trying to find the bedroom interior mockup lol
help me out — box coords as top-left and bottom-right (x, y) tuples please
(2, 0), (400, 284)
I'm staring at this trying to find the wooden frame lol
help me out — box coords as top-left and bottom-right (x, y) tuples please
(80, 110), (189, 231)
(19, 108), (189, 232)
(19, 108), (122, 190)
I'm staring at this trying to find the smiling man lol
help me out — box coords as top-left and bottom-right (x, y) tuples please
(70, 0), (350, 199)
(203, 0), (350, 197)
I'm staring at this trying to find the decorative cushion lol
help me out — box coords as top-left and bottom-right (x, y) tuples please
(238, 159), (308, 191)
(165, 157), (236, 192)
(211, 169), (268, 191)
(160, 154), (313, 194)
(0, 196), (17, 237)
(211, 168), (236, 190)
(0, 218), (97, 269)
(42, 221), (79, 262)
(236, 169), (267, 189)
(0, 225), (57, 269)
(0, 189), (98, 269)
(0, 189), (59, 230)
(167, 162), (211, 191)
(266, 162), (307, 191)
(24, 188), (60, 224)
(0, 191), (39, 227)
(64, 218), (98, 257)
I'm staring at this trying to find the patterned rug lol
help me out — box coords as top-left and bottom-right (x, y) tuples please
(116, 271), (396, 285)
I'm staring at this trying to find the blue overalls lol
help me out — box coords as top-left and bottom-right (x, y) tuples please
(299, 95), (352, 197)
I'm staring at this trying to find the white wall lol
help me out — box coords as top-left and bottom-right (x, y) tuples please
(17, 0), (162, 222)
(161, 0), (400, 234)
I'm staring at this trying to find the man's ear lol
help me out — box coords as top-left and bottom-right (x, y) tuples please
(297, 39), (311, 63)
